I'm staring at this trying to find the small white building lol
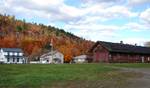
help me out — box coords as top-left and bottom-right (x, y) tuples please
(0, 48), (26, 64)
(72, 55), (88, 63)
(40, 50), (64, 64)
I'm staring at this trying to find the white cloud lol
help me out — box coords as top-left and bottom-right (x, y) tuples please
(123, 22), (149, 31)
(128, 0), (150, 6)
(64, 20), (149, 44)
(64, 22), (121, 42)
(140, 8), (150, 24)
(84, 5), (138, 19)
(65, 5), (138, 25)
(0, 0), (138, 23)
(123, 38), (150, 46)
(80, 0), (124, 7)
(31, 0), (63, 6)
(105, 6), (138, 17)
(81, 0), (119, 3)
(65, 23), (120, 32)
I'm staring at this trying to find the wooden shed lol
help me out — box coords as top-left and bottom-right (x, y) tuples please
(72, 55), (88, 63)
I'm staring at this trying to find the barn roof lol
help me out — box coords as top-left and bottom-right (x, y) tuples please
(90, 41), (150, 55)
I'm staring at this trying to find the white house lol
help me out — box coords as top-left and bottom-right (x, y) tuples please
(72, 55), (88, 63)
(0, 48), (26, 64)
(40, 50), (64, 64)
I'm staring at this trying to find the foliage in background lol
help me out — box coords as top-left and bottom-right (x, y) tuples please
(0, 14), (94, 62)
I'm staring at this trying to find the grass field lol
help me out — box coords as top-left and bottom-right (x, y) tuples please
(0, 63), (149, 88)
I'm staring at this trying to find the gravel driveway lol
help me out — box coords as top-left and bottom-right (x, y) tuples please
(119, 68), (150, 88)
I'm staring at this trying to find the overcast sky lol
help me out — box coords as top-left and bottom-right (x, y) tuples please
(0, 0), (150, 45)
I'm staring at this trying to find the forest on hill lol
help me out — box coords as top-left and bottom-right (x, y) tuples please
(0, 14), (94, 62)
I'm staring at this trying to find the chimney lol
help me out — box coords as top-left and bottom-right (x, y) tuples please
(120, 41), (123, 44)
(135, 43), (137, 46)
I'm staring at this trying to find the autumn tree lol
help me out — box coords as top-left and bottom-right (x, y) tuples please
(0, 14), (94, 61)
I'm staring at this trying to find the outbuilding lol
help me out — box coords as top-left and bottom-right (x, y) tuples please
(72, 55), (88, 63)
(89, 41), (150, 63)
(40, 50), (64, 64)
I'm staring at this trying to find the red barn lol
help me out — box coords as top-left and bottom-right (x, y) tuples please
(89, 41), (150, 63)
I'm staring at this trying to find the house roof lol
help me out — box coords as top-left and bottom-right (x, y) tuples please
(40, 50), (63, 58)
(90, 41), (150, 55)
(5, 56), (24, 58)
(0, 48), (23, 52)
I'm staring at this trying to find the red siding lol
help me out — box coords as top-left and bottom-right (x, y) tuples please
(91, 43), (150, 63)
(109, 53), (150, 63)
(93, 45), (109, 63)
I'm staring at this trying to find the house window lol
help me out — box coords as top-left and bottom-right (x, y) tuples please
(19, 53), (23, 56)
(17, 58), (19, 62)
(7, 58), (10, 62)
(14, 52), (17, 56)
(10, 52), (13, 56)
(4, 52), (8, 55)
(13, 58), (15, 62)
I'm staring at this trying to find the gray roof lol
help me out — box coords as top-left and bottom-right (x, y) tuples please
(40, 50), (63, 58)
(73, 55), (87, 59)
(0, 48), (23, 52)
(5, 56), (24, 58)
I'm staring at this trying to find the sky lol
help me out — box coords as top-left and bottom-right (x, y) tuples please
(0, 0), (150, 46)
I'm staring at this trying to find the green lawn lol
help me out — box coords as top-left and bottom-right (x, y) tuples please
(0, 63), (147, 88)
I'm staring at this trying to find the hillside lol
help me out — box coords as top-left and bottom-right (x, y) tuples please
(0, 14), (94, 62)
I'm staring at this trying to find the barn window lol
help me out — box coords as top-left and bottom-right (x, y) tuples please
(148, 57), (150, 61)
(109, 54), (112, 59)
(141, 56), (144, 63)
(128, 55), (130, 59)
(117, 54), (120, 58)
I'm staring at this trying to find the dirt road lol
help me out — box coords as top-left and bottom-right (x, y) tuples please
(119, 68), (150, 88)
